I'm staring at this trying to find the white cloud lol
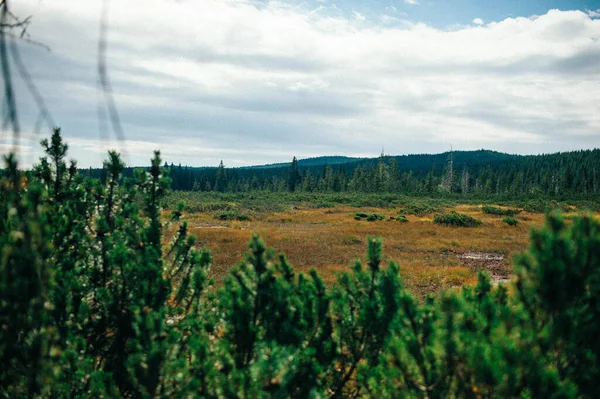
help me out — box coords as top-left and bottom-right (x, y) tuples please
(353, 11), (366, 22)
(472, 18), (484, 25)
(7, 1), (600, 167)
(404, 0), (419, 5)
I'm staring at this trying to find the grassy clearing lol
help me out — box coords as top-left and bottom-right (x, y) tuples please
(161, 198), (594, 298)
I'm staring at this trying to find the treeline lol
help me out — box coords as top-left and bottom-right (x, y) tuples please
(3, 129), (600, 398)
(162, 149), (600, 198)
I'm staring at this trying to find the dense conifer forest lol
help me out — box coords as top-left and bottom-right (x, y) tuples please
(118, 149), (600, 198)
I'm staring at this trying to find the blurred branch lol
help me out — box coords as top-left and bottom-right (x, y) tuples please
(97, 0), (127, 151)
(1, 0), (20, 149)
(1, 0), (54, 157)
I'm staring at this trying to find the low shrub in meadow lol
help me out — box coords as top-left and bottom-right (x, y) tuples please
(398, 202), (441, 216)
(483, 205), (521, 216)
(366, 213), (385, 221)
(214, 210), (251, 221)
(503, 217), (519, 226)
(354, 212), (385, 221)
(433, 211), (483, 227)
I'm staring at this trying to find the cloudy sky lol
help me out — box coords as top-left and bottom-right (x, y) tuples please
(5, 0), (600, 167)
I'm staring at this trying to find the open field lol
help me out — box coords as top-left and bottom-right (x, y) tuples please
(167, 200), (588, 297)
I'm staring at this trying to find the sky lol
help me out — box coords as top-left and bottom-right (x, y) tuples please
(4, 0), (600, 167)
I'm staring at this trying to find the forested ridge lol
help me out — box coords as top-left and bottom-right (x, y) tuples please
(2, 130), (600, 398)
(89, 149), (600, 198)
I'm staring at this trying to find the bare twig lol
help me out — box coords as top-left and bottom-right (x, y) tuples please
(97, 0), (127, 157)
(0, 1), (20, 150)
(10, 38), (55, 131)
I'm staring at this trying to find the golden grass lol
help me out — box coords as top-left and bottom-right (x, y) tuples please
(173, 204), (583, 297)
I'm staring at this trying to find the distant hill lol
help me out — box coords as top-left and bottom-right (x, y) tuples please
(240, 150), (519, 174)
(241, 156), (365, 170)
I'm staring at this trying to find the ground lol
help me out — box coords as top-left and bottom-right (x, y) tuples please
(168, 202), (564, 297)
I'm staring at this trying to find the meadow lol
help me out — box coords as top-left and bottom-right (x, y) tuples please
(164, 193), (587, 297)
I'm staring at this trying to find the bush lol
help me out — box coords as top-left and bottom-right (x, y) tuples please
(396, 215), (409, 222)
(354, 212), (385, 221)
(503, 216), (519, 226)
(433, 211), (483, 227)
(214, 210), (251, 221)
(398, 202), (442, 216)
(366, 213), (385, 221)
(483, 205), (521, 216)
(521, 199), (574, 214)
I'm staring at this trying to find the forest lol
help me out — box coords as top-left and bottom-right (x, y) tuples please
(148, 150), (600, 198)
(2, 129), (600, 398)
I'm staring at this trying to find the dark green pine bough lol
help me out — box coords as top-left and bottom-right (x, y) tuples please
(1, 129), (600, 398)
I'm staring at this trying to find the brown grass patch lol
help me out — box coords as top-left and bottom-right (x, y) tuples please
(171, 204), (566, 296)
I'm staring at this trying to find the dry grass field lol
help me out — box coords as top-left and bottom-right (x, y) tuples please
(172, 204), (578, 297)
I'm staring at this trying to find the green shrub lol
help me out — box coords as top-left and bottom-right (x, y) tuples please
(433, 211), (483, 227)
(214, 210), (251, 221)
(312, 200), (334, 208)
(482, 205), (521, 216)
(503, 216), (519, 226)
(354, 212), (384, 221)
(521, 199), (574, 214)
(398, 202), (441, 216)
(366, 213), (385, 221)
(396, 215), (409, 222)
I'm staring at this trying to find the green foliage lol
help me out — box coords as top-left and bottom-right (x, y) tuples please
(521, 199), (575, 214)
(354, 212), (385, 221)
(329, 237), (402, 397)
(503, 216), (519, 226)
(2, 131), (210, 398)
(0, 154), (53, 398)
(433, 211), (483, 227)
(398, 201), (443, 216)
(163, 190), (599, 218)
(2, 130), (600, 398)
(214, 210), (251, 221)
(483, 205), (521, 216)
(513, 213), (600, 397)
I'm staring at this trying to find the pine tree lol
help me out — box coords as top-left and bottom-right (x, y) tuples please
(0, 154), (53, 398)
(214, 160), (227, 192)
(288, 156), (302, 192)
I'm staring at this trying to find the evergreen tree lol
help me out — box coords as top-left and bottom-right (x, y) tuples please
(288, 156), (302, 192)
(214, 160), (227, 192)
